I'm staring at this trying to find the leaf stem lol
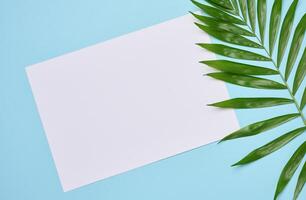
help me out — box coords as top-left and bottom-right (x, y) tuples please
(234, 10), (306, 125)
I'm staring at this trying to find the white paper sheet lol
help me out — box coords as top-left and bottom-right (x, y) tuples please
(26, 14), (239, 191)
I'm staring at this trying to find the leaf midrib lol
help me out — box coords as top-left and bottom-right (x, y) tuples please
(234, 8), (306, 125)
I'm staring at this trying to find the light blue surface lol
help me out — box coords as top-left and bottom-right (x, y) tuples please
(0, 0), (305, 199)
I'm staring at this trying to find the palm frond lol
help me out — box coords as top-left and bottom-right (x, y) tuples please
(294, 161), (306, 200)
(269, 0), (282, 55)
(274, 141), (306, 200)
(232, 127), (306, 166)
(302, 89), (306, 111)
(191, 12), (253, 35)
(197, 43), (270, 60)
(191, 0), (306, 199)
(247, 0), (256, 32)
(285, 14), (306, 80)
(201, 60), (278, 75)
(277, 0), (298, 66)
(206, 72), (286, 89)
(208, 97), (293, 108)
(220, 113), (300, 142)
(292, 48), (306, 95)
(238, 0), (248, 21)
(257, 0), (266, 43)
(195, 23), (261, 47)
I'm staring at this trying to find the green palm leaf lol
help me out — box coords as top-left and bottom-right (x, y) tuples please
(257, 0), (266, 43)
(205, 0), (234, 10)
(274, 141), (306, 200)
(231, 0), (239, 15)
(207, 72), (286, 89)
(191, 0), (244, 24)
(269, 0), (282, 55)
(209, 97), (293, 108)
(191, 12), (253, 36)
(285, 14), (306, 80)
(238, 0), (248, 21)
(294, 162), (306, 200)
(292, 48), (306, 95)
(191, 0), (306, 198)
(197, 43), (270, 60)
(247, 0), (256, 31)
(195, 23), (261, 48)
(302, 88), (306, 111)
(232, 127), (306, 166)
(277, 0), (298, 66)
(201, 60), (278, 75)
(220, 113), (300, 142)
(207, 0), (233, 9)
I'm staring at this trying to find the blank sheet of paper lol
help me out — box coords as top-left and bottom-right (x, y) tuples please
(26, 14), (239, 191)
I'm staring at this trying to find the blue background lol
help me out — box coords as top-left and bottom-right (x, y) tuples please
(0, 0), (305, 199)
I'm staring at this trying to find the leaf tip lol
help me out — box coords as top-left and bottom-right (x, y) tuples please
(190, 0), (197, 5)
(189, 11), (197, 16)
(273, 193), (278, 200)
(219, 136), (231, 143)
(217, 139), (225, 144)
(217, 138), (223, 143)
(231, 162), (240, 167)
(231, 159), (245, 167)
(194, 22), (202, 27)
(200, 60), (208, 65)
(189, 11), (196, 18)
